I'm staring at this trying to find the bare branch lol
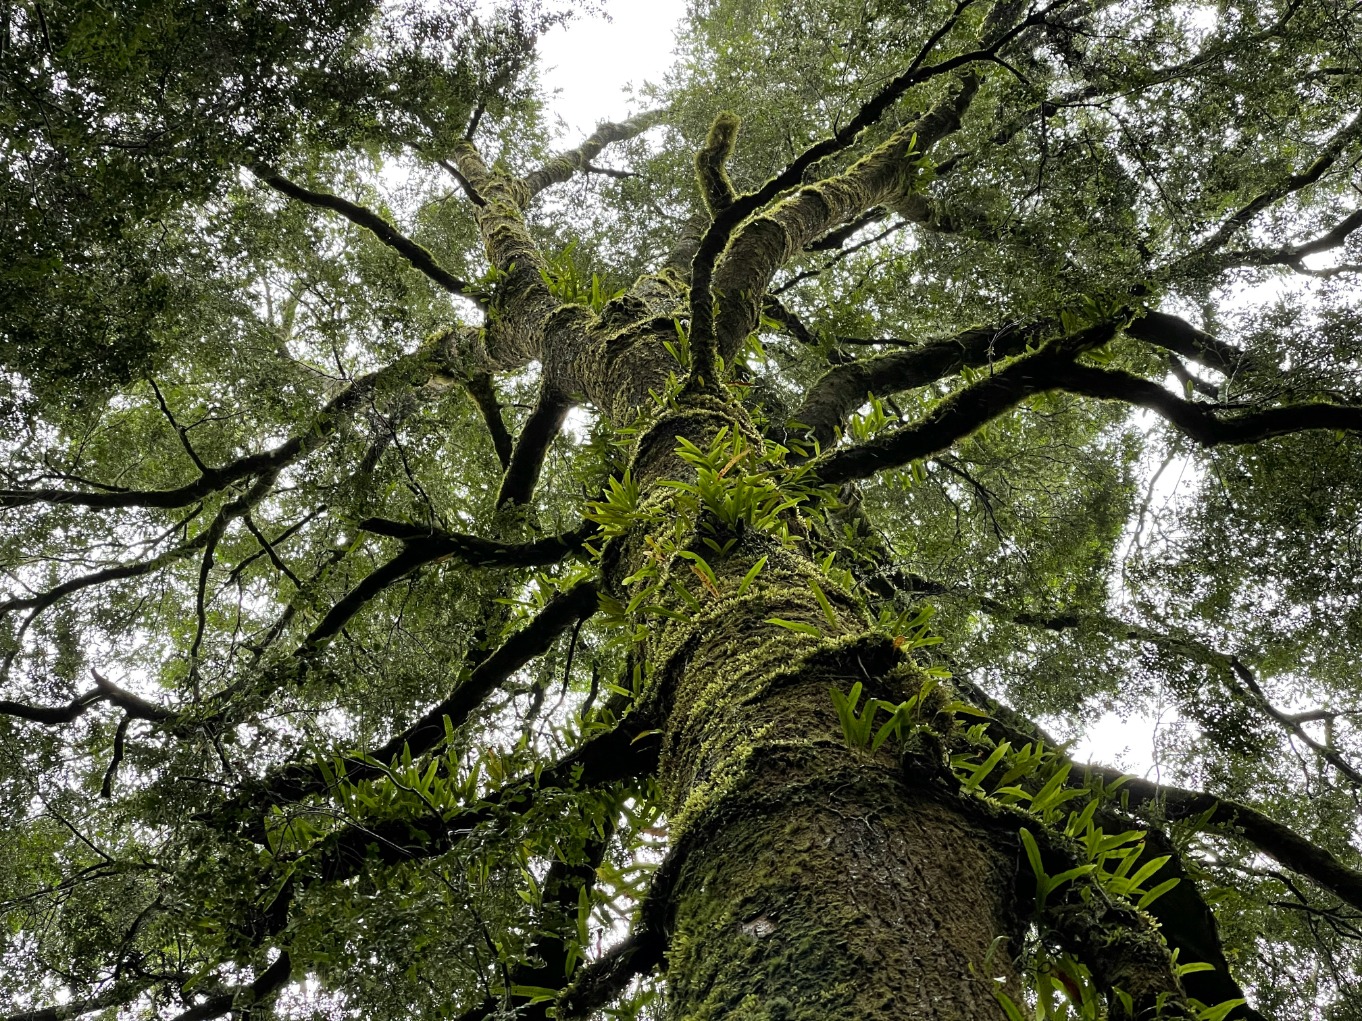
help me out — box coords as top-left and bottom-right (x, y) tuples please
(464, 372), (515, 470)
(1188, 112), (1362, 259)
(816, 327), (1362, 486)
(256, 170), (486, 304)
(0, 348), (436, 510)
(496, 387), (571, 507)
(1219, 207), (1362, 272)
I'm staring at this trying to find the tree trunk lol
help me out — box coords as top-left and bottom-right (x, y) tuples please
(613, 400), (1024, 1019)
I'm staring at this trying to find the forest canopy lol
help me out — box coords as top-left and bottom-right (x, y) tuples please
(3, 2), (1362, 1020)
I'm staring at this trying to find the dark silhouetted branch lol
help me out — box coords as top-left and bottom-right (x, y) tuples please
(464, 372), (515, 470)
(167, 952), (292, 1021)
(257, 171), (485, 304)
(1190, 112), (1362, 258)
(0, 351), (433, 510)
(1085, 764), (1362, 913)
(497, 388), (571, 507)
(816, 325), (1362, 485)
(1124, 310), (1248, 374)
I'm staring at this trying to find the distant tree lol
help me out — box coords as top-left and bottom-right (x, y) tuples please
(3, 1), (1362, 1019)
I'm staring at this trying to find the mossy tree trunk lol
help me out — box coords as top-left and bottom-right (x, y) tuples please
(447, 75), (1191, 1016)
(599, 396), (1026, 1020)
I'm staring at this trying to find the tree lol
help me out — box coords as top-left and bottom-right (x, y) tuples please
(3, 0), (1362, 1017)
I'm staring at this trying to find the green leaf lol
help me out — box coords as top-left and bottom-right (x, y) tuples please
(1137, 876), (1181, 908)
(765, 617), (821, 636)
(737, 556), (768, 596)
(1197, 999), (1247, 1021)
(808, 578), (838, 628)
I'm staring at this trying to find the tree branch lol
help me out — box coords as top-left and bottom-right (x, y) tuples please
(0, 349), (435, 510)
(3, 983), (154, 1021)
(1048, 361), (1362, 444)
(521, 109), (664, 200)
(256, 170), (485, 305)
(496, 387), (571, 507)
(233, 578), (604, 816)
(815, 326), (1362, 486)
(685, 1), (1066, 384)
(1219, 207), (1362, 272)
(697, 73), (982, 379)
(464, 372), (515, 470)
(1, 668), (173, 727)
(1124, 310), (1250, 375)
(1084, 764), (1362, 913)
(167, 952), (292, 1021)
(311, 707), (657, 880)
(1188, 112), (1362, 259)
(794, 317), (1054, 448)
(814, 326), (1111, 484)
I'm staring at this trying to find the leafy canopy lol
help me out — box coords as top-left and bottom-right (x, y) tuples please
(2, 1), (1362, 1019)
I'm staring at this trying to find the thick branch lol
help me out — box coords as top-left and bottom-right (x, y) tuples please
(814, 328), (1111, 484)
(1125, 310), (1249, 375)
(449, 140), (558, 371)
(521, 109), (663, 200)
(816, 329), (1362, 485)
(463, 372), (515, 470)
(1049, 361), (1362, 444)
(686, 1), (1064, 381)
(496, 387), (571, 507)
(299, 543), (438, 650)
(0, 687), (102, 725)
(794, 318), (1052, 448)
(91, 669), (174, 722)
(694, 112), (740, 217)
(1085, 765), (1362, 913)
(4, 983), (153, 1021)
(300, 523), (593, 650)
(357, 518), (598, 564)
(1220, 207), (1362, 272)
(701, 74), (981, 374)
(168, 952), (292, 1021)
(1, 668), (173, 727)
(313, 708), (657, 880)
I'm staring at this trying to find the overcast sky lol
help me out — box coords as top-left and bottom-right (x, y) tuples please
(537, 2), (687, 139)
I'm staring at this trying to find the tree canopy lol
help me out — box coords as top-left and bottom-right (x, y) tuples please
(2, 1), (1362, 1019)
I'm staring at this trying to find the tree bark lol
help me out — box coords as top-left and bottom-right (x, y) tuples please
(607, 399), (1025, 1020)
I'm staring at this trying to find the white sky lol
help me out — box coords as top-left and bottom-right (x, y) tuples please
(537, 2), (687, 139)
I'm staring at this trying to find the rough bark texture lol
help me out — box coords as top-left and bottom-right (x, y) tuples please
(600, 396), (1024, 1020)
